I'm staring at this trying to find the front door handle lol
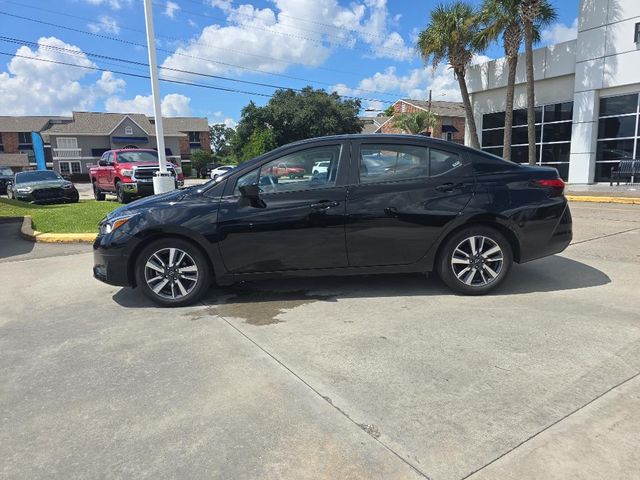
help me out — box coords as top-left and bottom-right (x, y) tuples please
(310, 200), (340, 210)
(435, 182), (462, 192)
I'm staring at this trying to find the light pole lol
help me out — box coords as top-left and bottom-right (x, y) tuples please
(143, 0), (175, 194)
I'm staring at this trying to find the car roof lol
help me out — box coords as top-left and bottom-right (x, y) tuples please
(111, 148), (156, 153)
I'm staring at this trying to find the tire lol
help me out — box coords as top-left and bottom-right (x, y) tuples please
(213, 174), (218, 180)
(437, 226), (512, 295)
(312, 170), (318, 175)
(135, 238), (211, 307)
(116, 181), (131, 204)
(93, 181), (105, 201)
(289, 173), (295, 180)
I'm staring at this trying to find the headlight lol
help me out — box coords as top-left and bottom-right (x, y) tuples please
(62, 182), (74, 189)
(121, 168), (134, 177)
(16, 186), (32, 193)
(99, 214), (135, 235)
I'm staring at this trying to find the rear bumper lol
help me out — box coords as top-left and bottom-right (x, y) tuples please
(518, 201), (573, 263)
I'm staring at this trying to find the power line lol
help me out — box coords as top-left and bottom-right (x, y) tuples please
(0, 49), (394, 105)
(0, 35), (393, 104)
(2, 0), (376, 80)
(0, 9), (404, 99)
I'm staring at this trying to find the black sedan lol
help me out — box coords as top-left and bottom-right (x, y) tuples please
(7, 170), (79, 204)
(93, 134), (572, 307)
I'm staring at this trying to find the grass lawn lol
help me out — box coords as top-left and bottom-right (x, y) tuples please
(0, 198), (120, 233)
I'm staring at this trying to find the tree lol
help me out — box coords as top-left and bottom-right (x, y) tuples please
(233, 86), (361, 160)
(392, 111), (438, 135)
(190, 149), (215, 175)
(209, 123), (235, 156)
(520, 0), (557, 165)
(383, 104), (395, 116)
(241, 128), (276, 162)
(417, 2), (483, 149)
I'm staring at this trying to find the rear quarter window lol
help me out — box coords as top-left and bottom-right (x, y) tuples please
(470, 151), (521, 174)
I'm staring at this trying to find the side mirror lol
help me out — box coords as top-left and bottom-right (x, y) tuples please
(98, 159), (107, 167)
(238, 183), (266, 208)
(239, 183), (260, 199)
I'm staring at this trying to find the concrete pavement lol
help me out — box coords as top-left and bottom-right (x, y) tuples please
(1, 203), (639, 479)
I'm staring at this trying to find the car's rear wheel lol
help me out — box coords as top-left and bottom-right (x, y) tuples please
(437, 226), (512, 295)
(93, 181), (105, 201)
(135, 238), (211, 307)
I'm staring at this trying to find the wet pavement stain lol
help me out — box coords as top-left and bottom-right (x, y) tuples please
(187, 287), (336, 326)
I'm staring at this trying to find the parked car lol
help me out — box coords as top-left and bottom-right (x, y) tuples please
(312, 161), (330, 175)
(93, 134), (572, 307)
(0, 167), (13, 195)
(210, 165), (234, 180)
(263, 162), (305, 179)
(199, 162), (220, 179)
(89, 149), (184, 204)
(6, 170), (79, 204)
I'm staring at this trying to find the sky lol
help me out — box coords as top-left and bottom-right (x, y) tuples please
(0, 0), (580, 126)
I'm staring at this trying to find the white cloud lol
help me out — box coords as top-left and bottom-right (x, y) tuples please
(164, 1), (180, 19)
(83, 0), (131, 10)
(211, 111), (237, 128)
(541, 18), (578, 44)
(87, 16), (120, 34)
(187, 18), (198, 28)
(334, 64), (463, 111)
(0, 37), (124, 115)
(105, 93), (192, 116)
(162, 0), (413, 81)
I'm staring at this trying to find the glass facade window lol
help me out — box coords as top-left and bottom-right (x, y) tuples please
(481, 102), (572, 180)
(596, 93), (640, 182)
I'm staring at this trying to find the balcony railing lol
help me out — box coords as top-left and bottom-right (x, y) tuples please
(53, 148), (82, 159)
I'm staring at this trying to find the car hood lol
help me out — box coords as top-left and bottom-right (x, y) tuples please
(16, 179), (73, 189)
(105, 182), (211, 220)
(118, 162), (177, 169)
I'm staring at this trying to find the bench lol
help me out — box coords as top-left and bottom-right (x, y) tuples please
(610, 159), (640, 186)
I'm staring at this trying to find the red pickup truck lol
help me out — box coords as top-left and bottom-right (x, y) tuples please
(90, 149), (184, 203)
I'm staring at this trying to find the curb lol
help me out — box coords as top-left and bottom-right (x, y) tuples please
(19, 216), (97, 243)
(566, 195), (640, 205)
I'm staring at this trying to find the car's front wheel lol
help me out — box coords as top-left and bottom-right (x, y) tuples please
(115, 182), (131, 204)
(135, 238), (211, 307)
(437, 226), (512, 295)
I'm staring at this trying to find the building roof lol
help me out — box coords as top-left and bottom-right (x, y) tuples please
(0, 116), (69, 133)
(359, 116), (393, 133)
(398, 99), (466, 117)
(43, 112), (201, 136)
(160, 117), (209, 134)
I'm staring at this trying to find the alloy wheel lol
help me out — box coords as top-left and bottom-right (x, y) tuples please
(450, 235), (504, 287)
(144, 247), (199, 300)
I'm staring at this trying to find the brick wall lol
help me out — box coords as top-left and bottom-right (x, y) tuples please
(380, 101), (466, 142)
(178, 136), (190, 159)
(1, 132), (19, 153)
(199, 131), (211, 152)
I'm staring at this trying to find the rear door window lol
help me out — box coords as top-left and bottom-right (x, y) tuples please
(359, 144), (429, 184)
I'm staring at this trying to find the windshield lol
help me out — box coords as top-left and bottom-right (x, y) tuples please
(0, 167), (13, 176)
(117, 151), (159, 163)
(15, 171), (62, 183)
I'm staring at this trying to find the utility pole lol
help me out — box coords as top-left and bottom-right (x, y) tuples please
(143, 0), (175, 194)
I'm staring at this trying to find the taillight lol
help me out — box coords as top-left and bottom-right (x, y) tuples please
(533, 178), (565, 197)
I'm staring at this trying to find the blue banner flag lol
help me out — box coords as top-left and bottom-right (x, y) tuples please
(31, 131), (46, 171)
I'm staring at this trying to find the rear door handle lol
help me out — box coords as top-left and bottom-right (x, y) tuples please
(435, 182), (462, 192)
(310, 200), (340, 210)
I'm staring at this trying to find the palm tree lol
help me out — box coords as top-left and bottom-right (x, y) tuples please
(521, 0), (557, 165)
(478, 0), (556, 162)
(417, 2), (483, 149)
(392, 111), (438, 135)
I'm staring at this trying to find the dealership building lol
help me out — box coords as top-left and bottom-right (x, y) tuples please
(466, 0), (640, 183)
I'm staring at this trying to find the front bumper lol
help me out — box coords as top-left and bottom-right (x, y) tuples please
(93, 236), (132, 287)
(120, 178), (184, 195)
(15, 188), (79, 204)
